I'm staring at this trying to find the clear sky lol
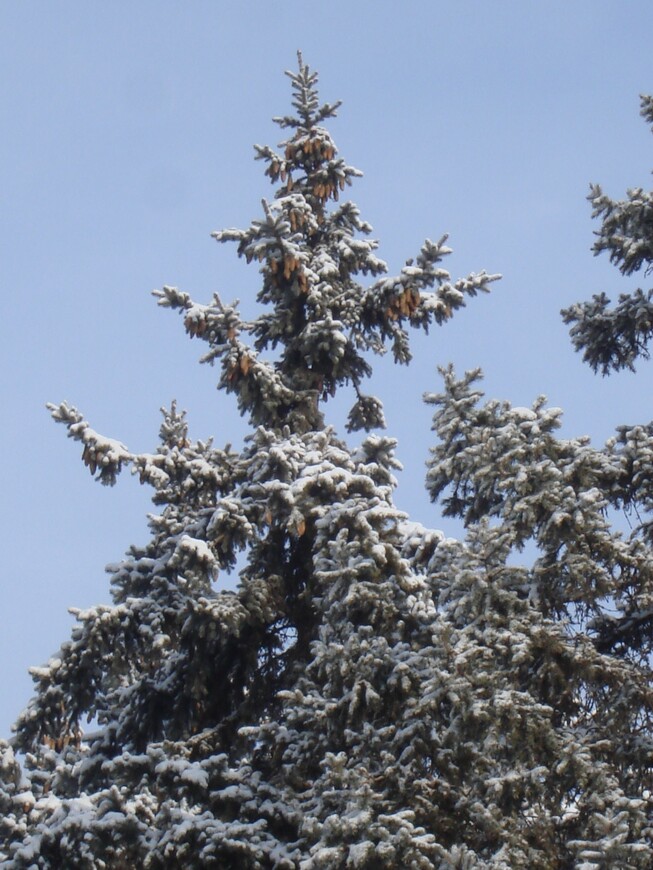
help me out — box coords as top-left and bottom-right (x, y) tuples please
(2, 2), (653, 737)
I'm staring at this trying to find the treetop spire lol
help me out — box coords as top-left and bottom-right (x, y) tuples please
(274, 50), (342, 131)
(154, 56), (498, 435)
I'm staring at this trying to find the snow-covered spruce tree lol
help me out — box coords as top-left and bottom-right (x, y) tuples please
(2, 60), (652, 869)
(2, 55), (493, 868)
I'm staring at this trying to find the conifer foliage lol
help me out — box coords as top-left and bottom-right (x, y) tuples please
(562, 96), (653, 374)
(2, 58), (652, 868)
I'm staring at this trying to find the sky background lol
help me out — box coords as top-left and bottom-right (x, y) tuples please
(2, 2), (653, 738)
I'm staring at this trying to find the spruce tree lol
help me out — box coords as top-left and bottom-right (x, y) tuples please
(2, 58), (652, 869)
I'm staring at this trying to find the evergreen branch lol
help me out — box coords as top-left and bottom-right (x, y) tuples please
(46, 402), (131, 486)
(562, 289), (653, 374)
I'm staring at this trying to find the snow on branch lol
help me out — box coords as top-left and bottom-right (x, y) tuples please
(47, 401), (131, 486)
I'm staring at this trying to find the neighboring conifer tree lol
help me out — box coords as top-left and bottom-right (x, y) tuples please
(1, 58), (652, 869)
(562, 96), (653, 373)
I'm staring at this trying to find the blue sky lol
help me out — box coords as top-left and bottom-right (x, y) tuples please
(2, 2), (653, 737)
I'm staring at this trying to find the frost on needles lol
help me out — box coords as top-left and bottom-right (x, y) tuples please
(1, 55), (652, 869)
